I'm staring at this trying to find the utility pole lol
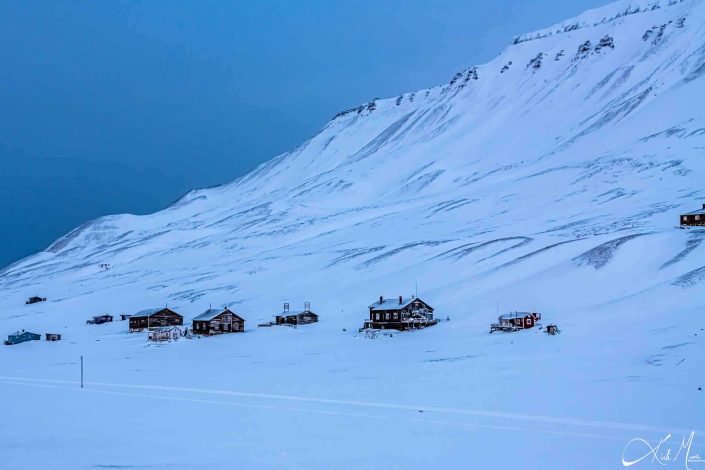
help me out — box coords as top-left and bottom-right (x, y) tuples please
(80, 356), (84, 389)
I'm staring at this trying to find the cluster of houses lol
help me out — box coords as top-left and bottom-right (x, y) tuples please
(8, 290), (560, 346)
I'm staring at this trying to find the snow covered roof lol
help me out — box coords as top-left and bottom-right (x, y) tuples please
(278, 309), (315, 317)
(368, 296), (432, 311)
(682, 208), (705, 216)
(133, 307), (171, 318)
(499, 311), (535, 320)
(193, 308), (227, 321)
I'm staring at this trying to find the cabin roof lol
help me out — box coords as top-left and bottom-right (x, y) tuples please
(369, 296), (431, 311)
(278, 309), (316, 317)
(9, 331), (39, 337)
(193, 308), (234, 321)
(682, 208), (705, 216)
(499, 311), (535, 320)
(133, 307), (180, 318)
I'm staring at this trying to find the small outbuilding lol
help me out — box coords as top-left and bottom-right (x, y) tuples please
(87, 314), (113, 325)
(192, 308), (245, 335)
(275, 302), (318, 326)
(490, 311), (541, 333)
(363, 296), (437, 331)
(5, 331), (41, 345)
(129, 307), (183, 332)
(119, 314), (132, 321)
(25, 296), (46, 305)
(45, 333), (62, 341)
(681, 204), (705, 226)
(148, 326), (182, 342)
(545, 324), (560, 335)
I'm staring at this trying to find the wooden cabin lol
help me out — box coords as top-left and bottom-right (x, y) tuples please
(129, 307), (183, 332)
(25, 296), (46, 305)
(681, 204), (705, 226)
(148, 326), (182, 342)
(45, 333), (62, 341)
(490, 311), (541, 333)
(4, 331), (41, 345)
(87, 314), (113, 325)
(363, 296), (437, 331)
(275, 302), (318, 326)
(192, 308), (245, 336)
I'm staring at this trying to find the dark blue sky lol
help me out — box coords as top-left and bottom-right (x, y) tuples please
(0, 0), (605, 267)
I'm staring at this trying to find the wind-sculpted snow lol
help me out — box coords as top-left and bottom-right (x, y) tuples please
(672, 265), (705, 287)
(1, 3), (705, 467)
(573, 234), (646, 269)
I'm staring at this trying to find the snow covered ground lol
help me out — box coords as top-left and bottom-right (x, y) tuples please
(1, 0), (704, 468)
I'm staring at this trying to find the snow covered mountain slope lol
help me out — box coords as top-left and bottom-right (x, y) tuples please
(1, 1), (704, 469)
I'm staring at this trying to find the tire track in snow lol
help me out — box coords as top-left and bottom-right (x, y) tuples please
(0, 378), (635, 442)
(0, 375), (697, 436)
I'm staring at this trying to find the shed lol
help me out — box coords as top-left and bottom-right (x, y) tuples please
(129, 307), (183, 332)
(119, 314), (132, 321)
(680, 204), (705, 226)
(192, 308), (245, 336)
(363, 296), (436, 331)
(45, 333), (62, 341)
(87, 314), (113, 325)
(275, 302), (318, 326)
(5, 331), (41, 345)
(25, 296), (46, 305)
(148, 326), (182, 342)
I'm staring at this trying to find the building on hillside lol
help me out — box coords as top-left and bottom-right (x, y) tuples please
(192, 308), (245, 336)
(363, 296), (437, 331)
(490, 311), (541, 333)
(148, 326), (182, 342)
(680, 204), (705, 226)
(4, 331), (41, 345)
(25, 296), (46, 305)
(45, 333), (62, 341)
(129, 307), (183, 332)
(87, 314), (113, 325)
(275, 302), (318, 326)
(119, 314), (132, 321)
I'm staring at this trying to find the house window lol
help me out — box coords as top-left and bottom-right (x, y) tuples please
(683, 216), (688, 221)
(375, 313), (380, 321)
(393, 312), (398, 320)
(696, 215), (701, 221)
(385, 313), (390, 320)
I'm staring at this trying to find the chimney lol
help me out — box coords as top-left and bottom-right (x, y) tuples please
(304, 301), (310, 311)
(284, 302), (289, 312)
(379, 296), (384, 304)
(702, 204), (705, 209)
(399, 295), (403, 304)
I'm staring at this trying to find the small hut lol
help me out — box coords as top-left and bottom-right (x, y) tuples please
(45, 333), (62, 341)
(4, 331), (41, 345)
(545, 324), (560, 335)
(275, 302), (318, 326)
(490, 311), (541, 333)
(192, 308), (245, 336)
(119, 314), (132, 321)
(25, 296), (46, 305)
(148, 326), (182, 342)
(129, 307), (183, 332)
(87, 314), (113, 325)
(681, 204), (705, 226)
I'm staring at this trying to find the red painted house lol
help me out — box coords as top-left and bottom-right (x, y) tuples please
(490, 311), (541, 333)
